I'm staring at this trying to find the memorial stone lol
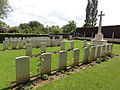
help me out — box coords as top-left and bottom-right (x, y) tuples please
(40, 53), (51, 74)
(59, 50), (67, 71)
(16, 56), (30, 84)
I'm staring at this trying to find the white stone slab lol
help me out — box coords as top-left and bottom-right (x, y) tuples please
(40, 53), (51, 74)
(16, 56), (30, 84)
(59, 50), (67, 71)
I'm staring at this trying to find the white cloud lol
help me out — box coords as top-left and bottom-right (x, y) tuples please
(97, 0), (120, 26)
(3, 0), (120, 27)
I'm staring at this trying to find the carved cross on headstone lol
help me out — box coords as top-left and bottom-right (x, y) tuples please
(98, 11), (105, 34)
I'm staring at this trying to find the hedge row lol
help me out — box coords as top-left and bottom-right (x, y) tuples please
(0, 33), (49, 43)
(0, 33), (73, 43)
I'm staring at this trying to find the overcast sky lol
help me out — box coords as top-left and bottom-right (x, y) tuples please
(3, 0), (120, 27)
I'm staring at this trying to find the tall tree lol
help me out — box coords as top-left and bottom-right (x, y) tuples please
(0, 0), (12, 19)
(83, 0), (98, 27)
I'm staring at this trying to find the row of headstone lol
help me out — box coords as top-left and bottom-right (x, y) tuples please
(83, 43), (113, 63)
(3, 36), (63, 50)
(15, 43), (113, 85)
(15, 48), (80, 84)
(25, 41), (75, 57)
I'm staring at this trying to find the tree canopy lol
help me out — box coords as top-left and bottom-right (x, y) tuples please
(0, 0), (12, 19)
(62, 20), (76, 34)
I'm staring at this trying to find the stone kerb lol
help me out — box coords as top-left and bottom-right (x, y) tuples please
(26, 43), (32, 57)
(83, 47), (89, 63)
(73, 48), (80, 66)
(59, 50), (67, 71)
(40, 53), (52, 74)
(16, 56), (30, 85)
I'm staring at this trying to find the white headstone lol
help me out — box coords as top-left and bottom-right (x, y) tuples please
(59, 50), (67, 71)
(41, 43), (46, 53)
(26, 43), (32, 57)
(16, 56), (30, 84)
(73, 48), (80, 66)
(83, 47), (89, 63)
(3, 40), (9, 50)
(40, 53), (51, 74)
(60, 42), (65, 50)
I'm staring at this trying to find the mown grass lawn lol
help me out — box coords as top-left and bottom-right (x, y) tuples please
(36, 44), (120, 90)
(0, 40), (119, 90)
(0, 40), (84, 89)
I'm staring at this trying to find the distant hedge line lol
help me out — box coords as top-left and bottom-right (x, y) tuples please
(0, 33), (49, 43)
(0, 33), (73, 43)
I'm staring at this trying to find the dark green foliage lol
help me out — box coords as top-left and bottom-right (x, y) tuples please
(62, 20), (76, 34)
(61, 70), (65, 74)
(0, 20), (9, 33)
(83, 0), (98, 27)
(96, 58), (101, 63)
(41, 74), (49, 80)
(49, 25), (63, 34)
(0, 0), (12, 19)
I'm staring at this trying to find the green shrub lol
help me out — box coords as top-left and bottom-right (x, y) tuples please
(41, 74), (49, 80)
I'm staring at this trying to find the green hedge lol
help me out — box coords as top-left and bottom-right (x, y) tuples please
(0, 33), (49, 43)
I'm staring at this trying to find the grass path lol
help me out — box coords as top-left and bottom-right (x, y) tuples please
(36, 56), (120, 90)
(36, 44), (120, 90)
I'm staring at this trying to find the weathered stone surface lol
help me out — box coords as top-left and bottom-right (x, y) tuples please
(59, 50), (67, 71)
(60, 42), (65, 50)
(40, 53), (51, 74)
(91, 46), (96, 61)
(16, 56), (30, 85)
(41, 43), (46, 53)
(70, 41), (74, 50)
(3, 40), (9, 50)
(84, 40), (87, 47)
(91, 11), (107, 45)
(95, 45), (101, 58)
(73, 48), (80, 66)
(101, 45), (105, 57)
(11, 40), (17, 49)
(109, 43), (113, 55)
(18, 40), (24, 49)
(59, 36), (63, 40)
(106, 44), (109, 55)
(83, 47), (89, 63)
(69, 35), (73, 40)
(26, 43), (32, 57)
